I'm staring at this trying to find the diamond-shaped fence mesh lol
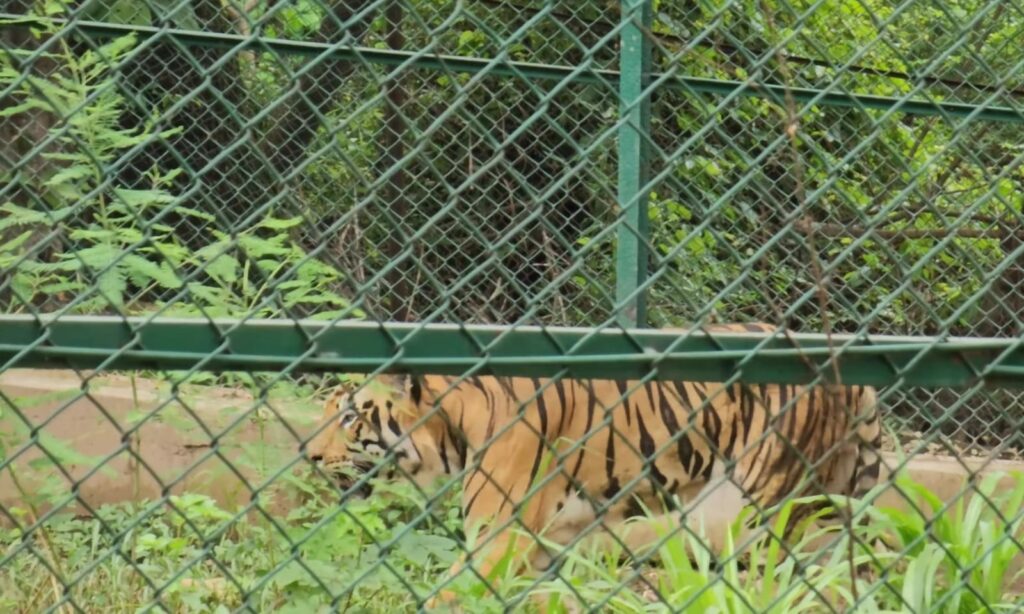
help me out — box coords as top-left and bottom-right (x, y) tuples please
(3, 0), (1024, 611)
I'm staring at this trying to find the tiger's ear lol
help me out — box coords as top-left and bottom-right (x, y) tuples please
(380, 373), (423, 405)
(324, 378), (358, 414)
(329, 379), (357, 402)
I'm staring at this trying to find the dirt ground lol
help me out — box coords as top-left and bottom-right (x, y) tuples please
(0, 368), (322, 520)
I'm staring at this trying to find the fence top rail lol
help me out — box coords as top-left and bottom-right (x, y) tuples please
(2, 315), (1023, 388)
(2, 16), (1022, 124)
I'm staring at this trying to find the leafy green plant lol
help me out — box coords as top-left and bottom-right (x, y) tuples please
(507, 497), (878, 613)
(867, 471), (1024, 613)
(1, 1), (361, 322)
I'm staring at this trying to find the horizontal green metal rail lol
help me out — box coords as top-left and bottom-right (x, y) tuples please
(2, 16), (1022, 124)
(2, 315), (1023, 388)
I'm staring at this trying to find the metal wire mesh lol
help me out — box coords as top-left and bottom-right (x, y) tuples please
(3, 0), (1024, 611)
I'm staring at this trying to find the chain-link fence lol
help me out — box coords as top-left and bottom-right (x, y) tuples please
(3, 0), (1024, 611)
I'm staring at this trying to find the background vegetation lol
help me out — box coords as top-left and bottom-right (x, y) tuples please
(4, 0), (1024, 332)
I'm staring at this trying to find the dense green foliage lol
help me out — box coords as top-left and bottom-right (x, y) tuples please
(4, 0), (1023, 332)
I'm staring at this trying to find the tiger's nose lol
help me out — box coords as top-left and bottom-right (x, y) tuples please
(309, 453), (323, 463)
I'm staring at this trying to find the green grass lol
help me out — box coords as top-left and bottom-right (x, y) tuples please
(2, 470), (1024, 613)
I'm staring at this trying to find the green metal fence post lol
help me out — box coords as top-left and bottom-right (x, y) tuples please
(614, 0), (652, 328)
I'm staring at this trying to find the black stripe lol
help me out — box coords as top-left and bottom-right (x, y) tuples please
(359, 439), (381, 450)
(370, 407), (383, 434)
(565, 382), (596, 494)
(742, 387), (776, 495)
(722, 410), (740, 461)
(643, 381), (658, 414)
(794, 387), (820, 453)
(770, 390), (817, 500)
(448, 419), (468, 468)
(658, 383), (693, 474)
(438, 430), (452, 474)
(671, 381), (691, 411)
(604, 477), (621, 500)
(387, 413), (401, 436)
(637, 410), (667, 486)
(531, 379), (550, 437)
(693, 451), (707, 482)
(692, 383), (709, 405)
(725, 383), (737, 404)
(404, 428), (426, 467)
(410, 377), (422, 405)
(554, 379), (569, 434)
(701, 394), (723, 454)
(464, 473), (487, 515)
(452, 397), (471, 470)
(615, 380), (633, 427)
(742, 439), (776, 497)
(604, 419), (619, 498)
(624, 495), (644, 519)
(526, 378), (551, 498)
(479, 379), (498, 441)
(740, 386), (756, 436)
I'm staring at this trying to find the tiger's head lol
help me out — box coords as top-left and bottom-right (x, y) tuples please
(304, 374), (455, 499)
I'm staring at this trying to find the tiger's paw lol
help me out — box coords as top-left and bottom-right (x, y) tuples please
(424, 589), (462, 612)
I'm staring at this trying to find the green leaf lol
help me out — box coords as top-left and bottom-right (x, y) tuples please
(69, 228), (119, 242)
(43, 164), (93, 187)
(0, 202), (75, 231)
(150, 0), (200, 30)
(391, 532), (458, 567)
(0, 99), (49, 117)
(122, 254), (182, 289)
(97, 266), (126, 309)
(9, 272), (34, 304)
(238, 234), (290, 258)
(37, 281), (82, 294)
(171, 206), (215, 222)
(95, 32), (138, 59)
(76, 243), (121, 268)
(0, 230), (33, 254)
(195, 244), (239, 284)
(26, 258), (82, 273)
(112, 188), (176, 209)
(258, 216), (304, 230)
(185, 282), (232, 308)
(82, 0), (150, 25)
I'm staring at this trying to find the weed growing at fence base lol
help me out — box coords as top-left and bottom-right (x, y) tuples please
(2, 470), (1023, 613)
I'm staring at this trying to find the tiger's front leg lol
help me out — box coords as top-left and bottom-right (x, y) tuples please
(427, 461), (548, 609)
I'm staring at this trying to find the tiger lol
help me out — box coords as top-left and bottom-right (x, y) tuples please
(303, 323), (883, 606)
